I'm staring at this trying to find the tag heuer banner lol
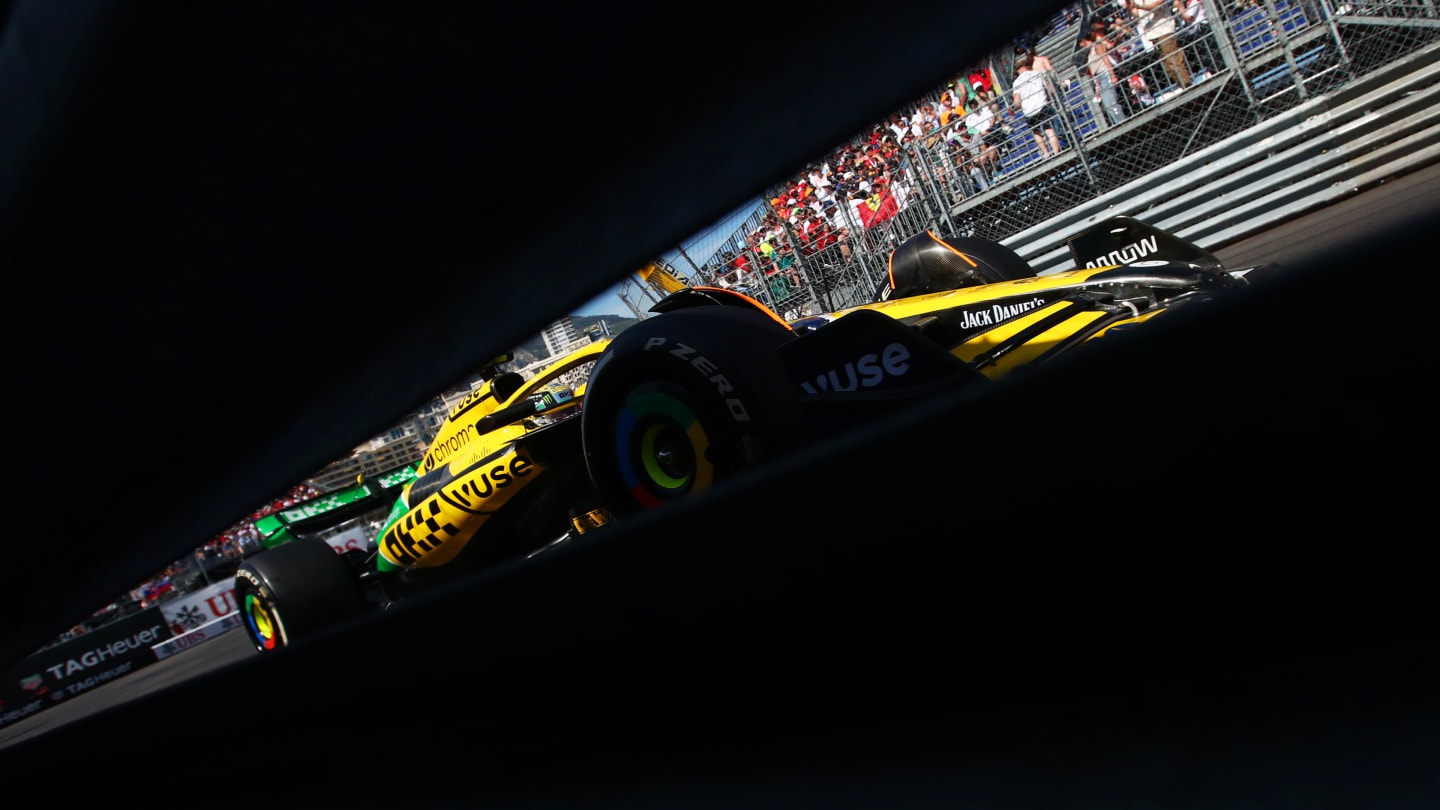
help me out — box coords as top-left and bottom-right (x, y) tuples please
(0, 606), (173, 728)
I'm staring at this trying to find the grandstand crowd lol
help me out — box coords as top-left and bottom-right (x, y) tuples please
(691, 0), (1269, 298)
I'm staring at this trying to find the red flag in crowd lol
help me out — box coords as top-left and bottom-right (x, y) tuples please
(859, 188), (899, 228)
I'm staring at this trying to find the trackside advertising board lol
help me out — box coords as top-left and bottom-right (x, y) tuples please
(153, 612), (243, 660)
(152, 580), (242, 660)
(0, 607), (173, 729)
(159, 580), (238, 635)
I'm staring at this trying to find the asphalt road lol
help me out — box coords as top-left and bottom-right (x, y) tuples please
(2, 159), (1436, 754)
(1209, 160), (1440, 270)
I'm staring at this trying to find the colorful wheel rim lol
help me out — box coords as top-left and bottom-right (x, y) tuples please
(613, 389), (713, 509)
(243, 592), (278, 651)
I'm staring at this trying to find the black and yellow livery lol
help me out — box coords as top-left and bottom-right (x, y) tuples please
(377, 341), (607, 574)
(579, 216), (1279, 516)
(235, 217), (1278, 654)
(235, 339), (612, 653)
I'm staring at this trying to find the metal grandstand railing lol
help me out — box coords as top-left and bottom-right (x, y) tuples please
(660, 0), (1440, 317)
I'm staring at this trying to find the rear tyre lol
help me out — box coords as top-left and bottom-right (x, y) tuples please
(235, 538), (367, 654)
(581, 306), (808, 519)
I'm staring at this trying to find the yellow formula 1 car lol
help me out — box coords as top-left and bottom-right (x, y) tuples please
(236, 216), (1278, 653)
(236, 340), (612, 653)
(577, 216), (1282, 519)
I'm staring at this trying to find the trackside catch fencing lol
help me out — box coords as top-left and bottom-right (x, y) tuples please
(656, 0), (1440, 318)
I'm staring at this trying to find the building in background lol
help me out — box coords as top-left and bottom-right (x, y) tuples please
(306, 376), (480, 491)
(540, 316), (579, 359)
(305, 315), (607, 492)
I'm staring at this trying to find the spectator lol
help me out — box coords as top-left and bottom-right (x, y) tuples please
(1012, 53), (1062, 158)
(1127, 72), (1156, 107)
(878, 135), (902, 162)
(967, 64), (993, 96)
(731, 258), (760, 296)
(937, 89), (966, 129)
(853, 184), (900, 229)
(975, 82), (999, 107)
(1129, 0), (1191, 91)
(849, 170), (872, 195)
(783, 198), (805, 225)
(1028, 47), (1059, 77)
(951, 126), (990, 194)
(858, 145), (885, 175)
(731, 249), (753, 282)
(846, 188), (870, 229)
(756, 229), (784, 277)
(887, 113), (910, 142)
(920, 103), (941, 133)
(798, 210), (827, 255)
(907, 112), (929, 144)
(1178, 0), (1205, 28)
(964, 95), (1003, 182)
(807, 165), (835, 204)
(1079, 20), (1127, 126)
(775, 239), (801, 287)
(821, 200), (853, 261)
(1105, 8), (1144, 62)
(1177, 0), (1217, 80)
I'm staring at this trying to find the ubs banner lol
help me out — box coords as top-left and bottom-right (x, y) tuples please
(160, 580), (237, 635)
(0, 607), (173, 729)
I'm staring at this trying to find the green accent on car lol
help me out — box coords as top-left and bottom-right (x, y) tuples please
(372, 494), (415, 573)
(254, 464), (418, 550)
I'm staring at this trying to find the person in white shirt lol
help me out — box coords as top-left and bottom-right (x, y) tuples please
(807, 166), (835, 204)
(1184, 0), (1206, 23)
(1012, 53), (1061, 158)
(887, 113), (910, 142)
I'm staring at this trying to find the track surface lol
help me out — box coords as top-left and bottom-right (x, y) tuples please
(2, 160), (1436, 754)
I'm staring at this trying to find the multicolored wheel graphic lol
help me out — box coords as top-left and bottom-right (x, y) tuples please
(613, 386), (714, 509)
(581, 305), (808, 521)
(233, 538), (366, 654)
(243, 592), (279, 651)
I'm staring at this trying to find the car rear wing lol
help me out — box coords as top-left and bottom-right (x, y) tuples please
(1065, 216), (1225, 272)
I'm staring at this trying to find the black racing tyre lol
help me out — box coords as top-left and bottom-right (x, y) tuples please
(235, 538), (367, 654)
(581, 305), (808, 520)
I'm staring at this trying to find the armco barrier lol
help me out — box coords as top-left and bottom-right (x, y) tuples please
(1010, 40), (1440, 274)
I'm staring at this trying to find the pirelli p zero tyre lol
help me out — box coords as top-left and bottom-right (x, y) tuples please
(581, 305), (808, 519)
(235, 538), (367, 654)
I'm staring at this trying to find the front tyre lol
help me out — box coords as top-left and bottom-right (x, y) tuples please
(581, 306), (808, 519)
(235, 538), (366, 654)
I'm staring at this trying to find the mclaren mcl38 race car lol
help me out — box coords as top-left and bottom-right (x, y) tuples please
(236, 216), (1282, 654)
